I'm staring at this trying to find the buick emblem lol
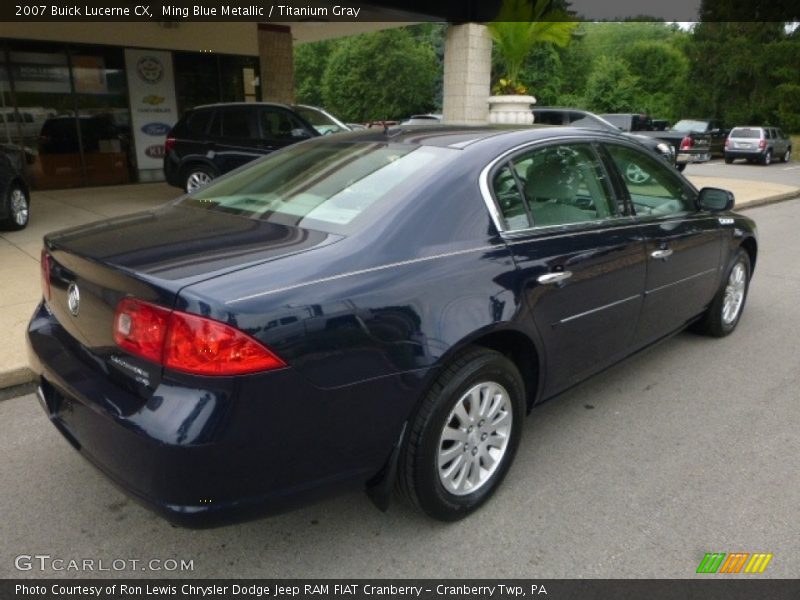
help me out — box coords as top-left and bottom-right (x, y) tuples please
(67, 283), (80, 317)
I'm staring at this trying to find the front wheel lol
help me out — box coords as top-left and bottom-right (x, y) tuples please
(397, 348), (525, 521)
(0, 182), (30, 231)
(782, 148), (791, 163)
(696, 248), (751, 337)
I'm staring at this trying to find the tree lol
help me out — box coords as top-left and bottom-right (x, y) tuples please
(583, 56), (639, 113)
(622, 41), (689, 120)
(487, 0), (578, 93)
(320, 28), (438, 122)
(294, 40), (335, 107)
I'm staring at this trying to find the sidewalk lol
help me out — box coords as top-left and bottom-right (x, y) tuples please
(1, 176), (798, 389)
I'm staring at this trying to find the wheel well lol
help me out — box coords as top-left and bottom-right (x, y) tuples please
(740, 237), (757, 271)
(472, 330), (540, 411)
(180, 160), (216, 178)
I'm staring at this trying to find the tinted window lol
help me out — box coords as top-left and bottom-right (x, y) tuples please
(533, 111), (566, 126)
(181, 141), (458, 232)
(605, 144), (695, 216)
(186, 109), (214, 135)
(260, 108), (307, 141)
(221, 107), (256, 138)
(494, 144), (617, 230)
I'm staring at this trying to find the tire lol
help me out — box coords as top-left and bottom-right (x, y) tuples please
(397, 347), (525, 521)
(0, 181), (30, 231)
(696, 248), (751, 337)
(183, 165), (216, 193)
(724, 156), (734, 164)
(676, 163), (687, 172)
(761, 150), (772, 166)
(782, 148), (791, 163)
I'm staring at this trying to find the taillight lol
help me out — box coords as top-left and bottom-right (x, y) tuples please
(759, 138), (766, 149)
(725, 138), (730, 149)
(113, 298), (286, 376)
(679, 136), (693, 150)
(164, 136), (176, 154)
(40, 250), (51, 302)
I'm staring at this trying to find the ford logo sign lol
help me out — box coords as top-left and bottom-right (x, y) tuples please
(145, 144), (166, 159)
(141, 122), (171, 136)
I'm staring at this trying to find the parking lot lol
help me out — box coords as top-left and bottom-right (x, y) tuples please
(1, 196), (798, 579)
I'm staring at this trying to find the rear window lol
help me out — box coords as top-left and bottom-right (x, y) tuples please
(730, 128), (762, 139)
(180, 140), (458, 232)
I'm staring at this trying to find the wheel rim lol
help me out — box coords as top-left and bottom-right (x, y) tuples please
(437, 381), (513, 496)
(722, 261), (746, 325)
(9, 188), (28, 226)
(186, 171), (212, 192)
(764, 152), (771, 165)
(625, 163), (650, 184)
(785, 150), (791, 162)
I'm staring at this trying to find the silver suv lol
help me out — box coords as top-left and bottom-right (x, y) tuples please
(725, 126), (792, 166)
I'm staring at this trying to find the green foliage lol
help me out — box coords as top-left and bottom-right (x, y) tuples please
(294, 40), (334, 107)
(488, 0), (578, 90)
(583, 56), (639, 113)
(320, 28), (438, 122)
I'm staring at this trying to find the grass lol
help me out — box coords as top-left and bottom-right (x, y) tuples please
(792, 135), (800, 162)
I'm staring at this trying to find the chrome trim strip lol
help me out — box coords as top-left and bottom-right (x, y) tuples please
(226, 245), (497, 304)
(558, 294), (641, 325)
(645, 267), (719, 295)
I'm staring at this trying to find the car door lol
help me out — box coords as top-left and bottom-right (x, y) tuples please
(601, 141), (723, 346)
(490, 141), (646, 395)
(212, 105), (263, 173)
(258, 106), (314, 154)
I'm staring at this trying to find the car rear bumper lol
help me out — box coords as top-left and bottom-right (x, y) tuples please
(676, 151), (711, 164)
(724, 150), (765, 159)
(27, 301), (421, 526)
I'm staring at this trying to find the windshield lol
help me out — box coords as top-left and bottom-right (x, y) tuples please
(180, 141), (458, 233)
(293, 106), (348, 135)
(672, 120), (709, 133)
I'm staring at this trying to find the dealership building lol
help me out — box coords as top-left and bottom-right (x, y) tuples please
(0, 18), (492, 190)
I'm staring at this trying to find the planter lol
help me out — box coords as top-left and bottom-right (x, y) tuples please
(488, 95), (536, 125)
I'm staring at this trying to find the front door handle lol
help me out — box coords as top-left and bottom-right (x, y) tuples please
(537, 271), (573, 285)
(651, 248), (674, 260)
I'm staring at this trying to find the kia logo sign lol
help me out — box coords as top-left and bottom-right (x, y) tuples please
(141, 122), (171, 136)
(145, 144), (166, 159)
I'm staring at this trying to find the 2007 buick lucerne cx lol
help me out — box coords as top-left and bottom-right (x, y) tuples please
(28, 126), (756, 525)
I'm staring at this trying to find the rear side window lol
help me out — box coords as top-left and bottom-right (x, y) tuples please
(186, 109), (214, 135)
(221, 107), (257, 138)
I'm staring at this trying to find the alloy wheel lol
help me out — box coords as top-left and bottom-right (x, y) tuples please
(722, 261), (746, 325)
(186, 171), (213, 193)
(10, 188), (28, 226)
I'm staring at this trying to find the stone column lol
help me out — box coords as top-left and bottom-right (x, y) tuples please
(442, 23), (492, 125)
(257, 24), (294, 104)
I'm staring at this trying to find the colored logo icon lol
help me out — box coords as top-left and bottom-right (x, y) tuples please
(141, 122), (171, 136)
(697, 552), (773, 574)
(142, 95), (165, 105)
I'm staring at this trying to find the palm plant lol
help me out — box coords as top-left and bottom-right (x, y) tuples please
(488, 0), (578, 95)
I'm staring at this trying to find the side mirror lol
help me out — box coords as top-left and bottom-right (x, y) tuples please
(698, 187), (734, 212)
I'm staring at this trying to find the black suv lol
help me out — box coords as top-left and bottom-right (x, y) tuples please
(164, 102), (319, 192)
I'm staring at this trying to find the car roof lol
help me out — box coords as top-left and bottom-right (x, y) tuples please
(192, 101), (291, 111)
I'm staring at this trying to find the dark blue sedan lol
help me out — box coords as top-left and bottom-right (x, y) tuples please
(27, 126), (757, 525)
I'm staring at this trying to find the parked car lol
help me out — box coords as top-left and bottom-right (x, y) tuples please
(602, 116), (718, 171)
(400, 114), (443, 125)
(533, 108), (676, 180)
(163, 102), (320, 193)
(29, 126), (756, 526)
(291, 104), (351, 136)
(724, 126), (792, 165)
(670, 118), (728, 157)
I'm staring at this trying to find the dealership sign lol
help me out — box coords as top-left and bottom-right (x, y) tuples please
(124, 49), (177, 175)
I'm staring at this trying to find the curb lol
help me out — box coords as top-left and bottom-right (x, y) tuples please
(0, 191), (798, 398)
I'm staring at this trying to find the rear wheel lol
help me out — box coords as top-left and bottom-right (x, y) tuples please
(397, 347), (525, 521)
(676, 163), (687, 172)
(696, 248), (751, 337)
(0, 182), (29, 231)
(183, 165), (216, 193)
(724, 156), (734, 164)
(761, 150), (772, 166)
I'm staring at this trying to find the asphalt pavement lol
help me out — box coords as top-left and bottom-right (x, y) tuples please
(1, 198), (798, 579)
(686, 158), (800, 187)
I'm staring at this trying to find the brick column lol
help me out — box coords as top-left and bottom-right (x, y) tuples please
(442, 23), (492, 125)
(257, 24), (294, 104)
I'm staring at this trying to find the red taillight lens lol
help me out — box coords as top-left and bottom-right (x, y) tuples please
(113, 298), (286, 376)
(759, 138), (766, 149)
(679, 136), (693, 150)
(164, 137), (176, 154)
(40, 250), (51, 302)
(725, 138), (730, 148)
(114, 298), (171, 364)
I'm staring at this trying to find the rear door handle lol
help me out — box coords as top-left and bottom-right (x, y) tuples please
(537, 271), (573, 285)
(651, 249), (673, 260)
